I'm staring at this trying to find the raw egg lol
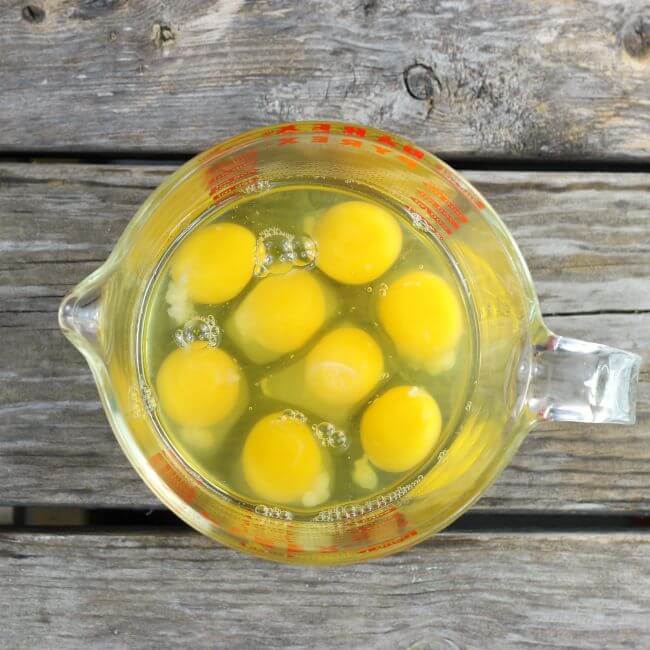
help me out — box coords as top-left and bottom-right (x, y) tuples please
(242, 412), (327, 504)
(156, 342), (244, 427)
(228, 270), (333, 363)
(260, 325), (384, 420)
(361, 385), (442, 472)
(171, 222), (256, 304)
(305, 326), (384, 408)
(378, 270), (462, 372)
(314, 200), (402, 284)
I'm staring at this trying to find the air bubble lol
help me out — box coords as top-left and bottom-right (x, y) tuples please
(313, 422), (349, 449)
(281, 409), (307, 423)
(174, 315), (221, 348)
(141, 384), (157, 412)
(292, 234), (317, 268)
(254, 504), (293, 520)
(129, 381), (156, 418)
(254, 228), (317, 278)
(241, 179), (271, 195)
(366, 286), (373, 293)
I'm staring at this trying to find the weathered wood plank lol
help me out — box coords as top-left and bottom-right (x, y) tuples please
(2, 309), (646, 509)
(0, 163), (648, 509)
(0, 1), (649, 159)
(1, 531), (649, 648)
(1, 164), (647, 317)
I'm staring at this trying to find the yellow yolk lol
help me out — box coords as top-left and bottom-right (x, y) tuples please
(360, 385), (442, 472)
(243, 412), (324, 504)
(314, 200), (402, 284)
(156, 342), (243, 427)
(171, 222), (256, 304)
(229, 271), (328, 363)
(305, 327), (384, 408)
(378, 271), (462, 372)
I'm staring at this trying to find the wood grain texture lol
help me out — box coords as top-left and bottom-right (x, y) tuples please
(0, 530), (649, 649)
(0, 0), (649, 159)
(0, 163), (648, 509)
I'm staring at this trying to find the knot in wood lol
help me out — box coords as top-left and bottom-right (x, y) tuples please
(622, 15), (650, 59)
(152, 23), (175, 48)
(403, 64), (441, 101)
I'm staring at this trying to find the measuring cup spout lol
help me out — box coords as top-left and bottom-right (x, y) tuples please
(528, 334), (641, 424)
(58, 269), (107, 361)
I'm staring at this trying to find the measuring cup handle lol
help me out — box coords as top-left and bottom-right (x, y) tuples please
(528, 335), (641, 424)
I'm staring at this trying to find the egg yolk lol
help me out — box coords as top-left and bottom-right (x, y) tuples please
(243, 412), (324, 504)
(360, 385), (442, 472)
(314, 200), (402, 284)
(378, 271), (462, 372)
(171, 222), (256, 304)
(229, 271), (327, 362)
(305, 327), (384, 408)
(156, 342), (243, 427)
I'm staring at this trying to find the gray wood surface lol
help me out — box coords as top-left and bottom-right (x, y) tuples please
(0, 162), (648, 510)
(0, 0), (649, 159)
(1, 530), (649, 649)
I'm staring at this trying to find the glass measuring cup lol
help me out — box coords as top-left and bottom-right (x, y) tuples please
(59, 121), (641, 564)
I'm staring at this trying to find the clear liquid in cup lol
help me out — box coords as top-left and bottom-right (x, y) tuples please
(140, 185), (474, 520)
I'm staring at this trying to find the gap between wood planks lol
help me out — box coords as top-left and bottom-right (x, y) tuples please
(0, 151), (649, 174)
(1, 508), (650, 534)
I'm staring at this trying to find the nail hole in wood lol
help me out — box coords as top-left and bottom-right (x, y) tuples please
(362, 0), (378, 18)
(22, 5), (45, 23)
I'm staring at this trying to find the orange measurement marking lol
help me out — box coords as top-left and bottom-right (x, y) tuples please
(358, 529), (418, 555)
(397, 155), (417, 169)
(343, 125), (366, 137)
(411, 196), (452, 235)
(377, 134), (398, 148)
(149, 452), (197, 503)
(418, 190), (460, 229)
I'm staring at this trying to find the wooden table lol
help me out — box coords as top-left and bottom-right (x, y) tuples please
(1, 1), (649, 647)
